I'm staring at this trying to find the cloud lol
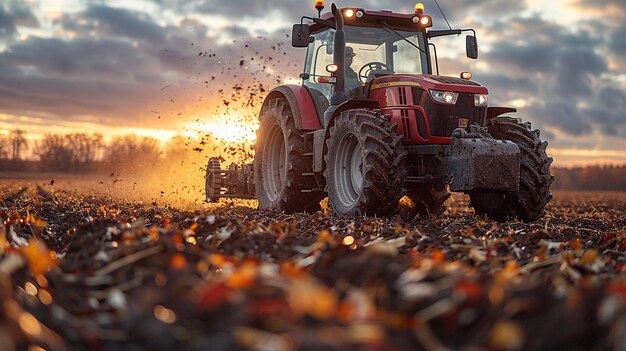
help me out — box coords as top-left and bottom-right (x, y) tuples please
(429, 0), (526, 22)
(475, 74), (537, 100)
(0, 1), (302, 130)
(609, 23), (626, 56)
(553, 48), (607, 97)
(0, 37), (149, 76)
(459, 13), (617, 138)
(83, 4), (166, 44)
(528, 101), (593, 136)
(0, 0), (39, 40)
(571, 0), (626, 19)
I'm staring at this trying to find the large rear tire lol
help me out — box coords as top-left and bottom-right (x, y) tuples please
(254, 98), (322, 213)
(469, 117), (554, 222)
(325, 109), (407, 216)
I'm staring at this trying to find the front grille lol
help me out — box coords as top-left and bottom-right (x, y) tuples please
(421, 92), (486, 137)
(398, 87), (411, 140)
(411, 87), (428, 140)
(427, 76), (480, 86)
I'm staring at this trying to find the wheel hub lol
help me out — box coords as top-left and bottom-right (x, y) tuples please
(334, 134), (363, 207)
(262, 125), (286, 202)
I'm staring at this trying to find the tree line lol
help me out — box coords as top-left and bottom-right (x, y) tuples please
(2, 130), (626, 192)
(0, 130), (164, 173)
(552, 165), (626, 192)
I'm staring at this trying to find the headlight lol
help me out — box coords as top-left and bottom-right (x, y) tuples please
(430, 90), (459, 105)
(474, 94), (488, 107)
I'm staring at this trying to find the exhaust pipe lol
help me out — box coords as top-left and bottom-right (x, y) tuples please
(323, 3), (348, 126)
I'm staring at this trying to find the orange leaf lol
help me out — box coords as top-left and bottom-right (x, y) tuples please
(431, 249), (446, 264)
(490, 319), (526, 350)
(21, 239), (58, 275)
(170, 254), (187, 270)
(569, 239), (583, 251)
(226, 262), (257, 289)
(580, 249), (598, 266)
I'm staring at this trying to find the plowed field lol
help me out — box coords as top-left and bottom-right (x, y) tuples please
(0, 177), (625, 350)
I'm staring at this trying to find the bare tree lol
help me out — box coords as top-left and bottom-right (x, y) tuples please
(0, 134), (9, 160)
(9, 129), (27, 161)
(104, 135), (161, 172)
(34, 134), (72, 171)
(67, 133), (104, 170)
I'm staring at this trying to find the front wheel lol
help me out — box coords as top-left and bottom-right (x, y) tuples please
(325, 109), (407, 216)
(469, 117), (554, 222)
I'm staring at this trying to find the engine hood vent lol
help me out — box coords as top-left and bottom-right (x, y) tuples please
(426, 76), (480, 86)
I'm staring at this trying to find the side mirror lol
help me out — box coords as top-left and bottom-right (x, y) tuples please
(466, 35), (478, 59)
(292, 24), (311, 48)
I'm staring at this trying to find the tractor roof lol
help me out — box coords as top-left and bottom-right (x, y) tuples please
(310, 7), (427, 33)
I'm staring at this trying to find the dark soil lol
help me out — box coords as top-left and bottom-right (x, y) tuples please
(0, 181), (625, 351)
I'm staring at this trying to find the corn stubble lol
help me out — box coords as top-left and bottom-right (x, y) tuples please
(0, 183), (625, 350)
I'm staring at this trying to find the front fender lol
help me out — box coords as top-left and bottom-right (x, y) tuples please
(486, 106), (517, 121)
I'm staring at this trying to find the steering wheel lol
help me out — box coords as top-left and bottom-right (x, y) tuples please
(358, 62), (392, 83)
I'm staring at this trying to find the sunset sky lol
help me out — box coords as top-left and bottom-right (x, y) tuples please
(0, 0), (625, 166)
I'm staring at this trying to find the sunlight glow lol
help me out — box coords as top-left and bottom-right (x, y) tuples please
(117, 128), (179, 143)
(187, 121), (257, 142)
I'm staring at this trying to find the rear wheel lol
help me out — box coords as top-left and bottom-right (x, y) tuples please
(254, 97), (322, 213)
(469, 117), (554, 222)
(325, 109), (407, 216)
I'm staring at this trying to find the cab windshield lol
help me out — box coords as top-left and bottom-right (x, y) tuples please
(303, 26), (429, 99)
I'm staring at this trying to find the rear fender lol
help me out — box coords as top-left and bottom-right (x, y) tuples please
(261, 85), (323, 130)
(486, 106), (517, 121)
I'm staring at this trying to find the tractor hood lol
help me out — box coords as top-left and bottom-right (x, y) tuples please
(370, 74), (488, 95)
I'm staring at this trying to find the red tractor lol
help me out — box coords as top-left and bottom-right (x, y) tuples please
(205, 2), (553, 222)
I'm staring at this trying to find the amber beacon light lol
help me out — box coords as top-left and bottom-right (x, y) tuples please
(315, 0), (325, 16)
(414, 2), (425, 14)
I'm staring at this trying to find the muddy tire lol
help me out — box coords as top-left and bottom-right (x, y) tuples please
(402, 185), (451, 220)
(325, 109), (407, 216)
(254, 98), (322, 213)
(205, 157), (222, 203)
(469, 117), (554, 222)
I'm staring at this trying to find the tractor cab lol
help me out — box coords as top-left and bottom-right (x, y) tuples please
(302, 24), (429, 107)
